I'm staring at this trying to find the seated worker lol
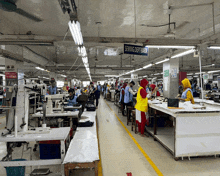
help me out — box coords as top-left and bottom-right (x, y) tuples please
(179, 78), (195, 104)
(67, 89), (78, 106)
(123, 81), (136, 116)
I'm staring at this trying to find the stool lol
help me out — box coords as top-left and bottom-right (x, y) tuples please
(127, 106), (135, 125)
(131, 110), (138, 133)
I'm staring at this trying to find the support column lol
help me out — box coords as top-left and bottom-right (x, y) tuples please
(163, 58), (179, 98)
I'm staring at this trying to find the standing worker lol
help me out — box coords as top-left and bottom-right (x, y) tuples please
(179, 78), (195, 104)
(123, 81), (136, 116)
(135, 79), (149, 136)
(49, 79), (57, 95)
(95, 82), (101, 108)
(120, 83), (127, 115)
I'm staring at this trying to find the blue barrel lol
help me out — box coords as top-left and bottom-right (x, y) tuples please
(5, 159), (26, 176)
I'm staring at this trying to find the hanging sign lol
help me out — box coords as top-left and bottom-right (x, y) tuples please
(5, 72), (17, 79)
(164, 70), (169, 77)
(124, 44), (148, 56)
(203, 74), (209, 80)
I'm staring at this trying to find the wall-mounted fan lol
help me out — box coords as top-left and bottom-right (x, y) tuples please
(0, 0), (42, 22)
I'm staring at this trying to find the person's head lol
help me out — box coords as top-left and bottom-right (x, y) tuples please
(129, 81), (135, 87)
(98, 82), (100, 85)
(122, 83), (127, 89)
(68, 88), (75, 97)
(182, 78), (191, 89)
(140, 79), (149, 89)
(150, 84), (156, 91)
(90, 82), (94, 87)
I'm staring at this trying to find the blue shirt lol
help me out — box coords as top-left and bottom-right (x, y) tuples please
(49, 86), (57, 95)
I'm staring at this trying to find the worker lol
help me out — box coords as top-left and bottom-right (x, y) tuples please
(119, 83), (127, 115)
(75, 87), (82, 97)
(135, 79), (149, 136)
(192, 80), (198, 97)
(49, 79), (57, 95)
(179, 78), (195, 104)
(150, 84), (160, 98)
(94, 82), (101, 108)
(67, 88), (78, 106)
(123, 81), (136, 116)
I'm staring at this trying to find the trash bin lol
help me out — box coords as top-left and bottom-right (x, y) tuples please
(5, 159), (26, 176)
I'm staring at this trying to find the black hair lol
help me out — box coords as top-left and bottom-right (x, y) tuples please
(68, 88), (74, 93)
(130, 81), (135, 85)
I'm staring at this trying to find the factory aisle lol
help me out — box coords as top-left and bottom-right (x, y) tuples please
(97, 97), (220, 176)
(96, 97), (159, 176)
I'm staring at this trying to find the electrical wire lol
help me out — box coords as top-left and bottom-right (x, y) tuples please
(67, 57), (79, 73)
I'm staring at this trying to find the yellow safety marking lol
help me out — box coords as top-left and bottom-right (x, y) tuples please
(96, 116), (103, 176)
(104, 100), (163, 176)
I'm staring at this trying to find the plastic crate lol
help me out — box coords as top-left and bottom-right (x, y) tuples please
(5, 159), (26, 176)
(39, 142), (61, 159)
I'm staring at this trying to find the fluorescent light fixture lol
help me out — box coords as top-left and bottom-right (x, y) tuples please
(143, 63), (153, 69)
(143, 75), (147, 78)
(105, 75), (119, 77)
(135, 68), (144, 71)
(193, 76), (198, 77)
(43, 77), (49, 79)
(154, 73), (161, 75)
(60, 74), (67, 77)
(208, 70), (220, 73)
(35, 67), (44, 71)
(195, 72), (206, 75)
(155, 58), (170, 65)
(187, 73), (193, 75)
(68, 21), (83, 45)
(146, 45), (195, 49)
(208, 46), (220, 50)
(171, 49), (195, 59)
(202, 64), (215, 68)
(79, 46), (87, 57)
(82, 57), (88, 64)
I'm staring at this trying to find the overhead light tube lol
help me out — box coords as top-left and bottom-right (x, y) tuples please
(146, 45), (195, 49)
(171, 49), (195, 59)
(143, 63), (153, 69)
(155, 58), (170, 65)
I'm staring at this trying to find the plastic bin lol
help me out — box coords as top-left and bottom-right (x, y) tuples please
(39, 141), (61, 159)
(5, 159), (26, 176)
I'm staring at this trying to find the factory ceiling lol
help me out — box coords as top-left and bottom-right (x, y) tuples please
(0, 0), (220, 81)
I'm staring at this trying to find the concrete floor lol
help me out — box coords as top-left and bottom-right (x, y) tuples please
(98, 97), (220, 176)
(0, 97), (220, 175)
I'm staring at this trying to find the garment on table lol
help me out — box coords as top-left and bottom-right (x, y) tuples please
(181, 78), (195, 104)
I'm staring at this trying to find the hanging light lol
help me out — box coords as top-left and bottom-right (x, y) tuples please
(68, 21), (83, 45)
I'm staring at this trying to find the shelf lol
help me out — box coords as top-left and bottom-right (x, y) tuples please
(146, 127), (175, 154)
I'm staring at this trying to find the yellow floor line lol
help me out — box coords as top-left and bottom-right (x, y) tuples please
(96, 115), (103, 176)
(104, 99), (164, 176)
